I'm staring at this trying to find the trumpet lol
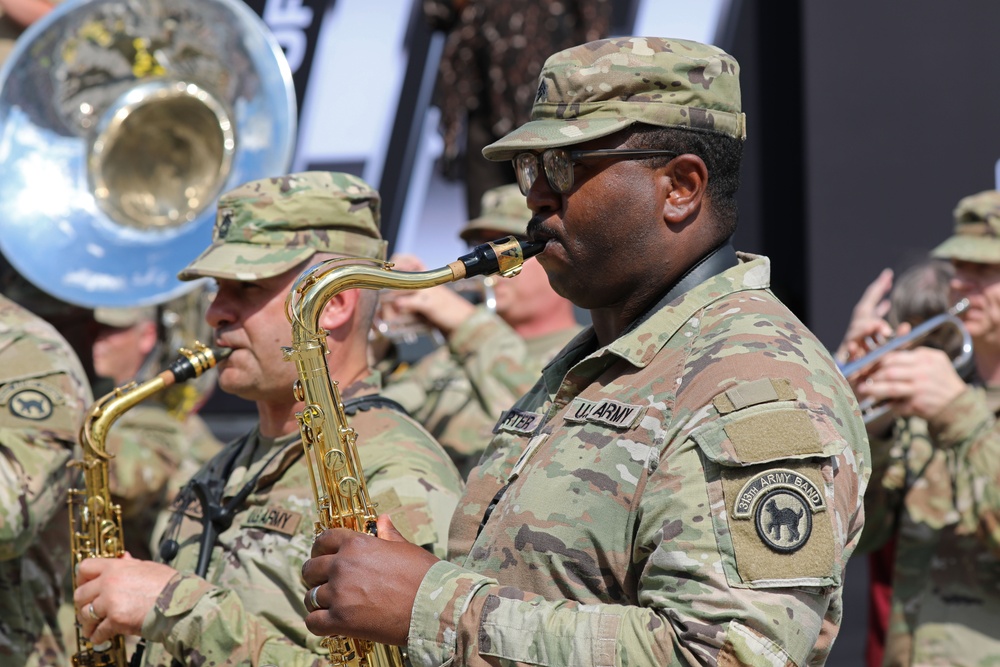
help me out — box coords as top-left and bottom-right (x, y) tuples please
(838, 299), (973, 423)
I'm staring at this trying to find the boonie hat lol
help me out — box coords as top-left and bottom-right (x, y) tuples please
(459, 184), (531, 242)
(93, 306), (158, 328)
(931, 190), (1000, 264)
(179, 172), (386, 281)
(483, 36), (746, 161)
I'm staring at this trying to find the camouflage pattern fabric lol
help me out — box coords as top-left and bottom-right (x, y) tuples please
(178, 171), (387, 283)
(483, 36), (747, 161)
(106, 405), (222, 560)
(859, 384), (1000, 665)
(139, 371), (462, 667)
(406, 255), (870, 666)
(383, 306), (581, 478)
(0, 293), (92, 667)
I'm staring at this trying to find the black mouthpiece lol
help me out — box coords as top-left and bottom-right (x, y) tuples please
(167, 345), (230, 383)
(457, 236), (545, 279)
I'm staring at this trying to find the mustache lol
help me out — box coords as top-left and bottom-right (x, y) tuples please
(527, 218), (558, 242)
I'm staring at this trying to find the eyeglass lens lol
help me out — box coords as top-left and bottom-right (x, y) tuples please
(514, 149), (575, 196)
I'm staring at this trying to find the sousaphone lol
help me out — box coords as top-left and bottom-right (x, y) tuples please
(0, 0), (296, 308)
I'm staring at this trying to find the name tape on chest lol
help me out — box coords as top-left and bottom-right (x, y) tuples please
(733, 468), (825, 554)
(241, 504), (303, 537)
(494, 408), (545, 436)
(565, 398), (644, 430)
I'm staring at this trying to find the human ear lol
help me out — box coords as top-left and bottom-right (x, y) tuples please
(661, 154), (708, 224)
(317, 289), (359, 334)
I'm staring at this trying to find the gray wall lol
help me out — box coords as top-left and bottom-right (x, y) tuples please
(802, 3), (1000, 348)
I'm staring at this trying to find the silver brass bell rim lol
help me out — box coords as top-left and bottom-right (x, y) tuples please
(0, 0), (297, 309)
(88, 79), (237, 232)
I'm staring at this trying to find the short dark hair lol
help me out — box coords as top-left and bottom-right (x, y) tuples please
(623, 124), (743, 241)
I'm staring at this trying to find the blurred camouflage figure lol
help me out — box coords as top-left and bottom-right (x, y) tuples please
(70, 172), (462, 666)
(302, 37), (871, 665)
(842, 190), (1000, 665)
(0, 293), (91, 666)
(382, 183), (582, 477)
(90, 306), (223, 560)
(426, 0), (612, 217)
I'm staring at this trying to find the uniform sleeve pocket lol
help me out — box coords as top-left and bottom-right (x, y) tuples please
(691, 396), (848, 589)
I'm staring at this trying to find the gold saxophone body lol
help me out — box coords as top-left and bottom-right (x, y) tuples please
(282, 236), (543, 667)
(68, 343), (230, 667)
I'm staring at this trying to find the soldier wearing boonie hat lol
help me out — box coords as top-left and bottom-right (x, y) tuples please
(72, 172), (461, 667)
(842, 188), (1000, 665)
(300, 38), (870, 666)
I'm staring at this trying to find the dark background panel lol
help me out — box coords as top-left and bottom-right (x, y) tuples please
(801, 2), (1000, 349)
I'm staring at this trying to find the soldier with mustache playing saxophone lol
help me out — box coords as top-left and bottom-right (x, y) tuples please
(300, 37), (870, 666)
(72, 172), (462, 667)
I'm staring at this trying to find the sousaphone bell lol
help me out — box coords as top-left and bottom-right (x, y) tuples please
(0, 0), (296, 308)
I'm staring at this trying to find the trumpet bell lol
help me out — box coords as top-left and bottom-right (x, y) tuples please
(0, 0), (296, 308)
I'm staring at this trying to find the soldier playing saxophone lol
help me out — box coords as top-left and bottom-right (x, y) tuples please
(72, 172), (462, 667)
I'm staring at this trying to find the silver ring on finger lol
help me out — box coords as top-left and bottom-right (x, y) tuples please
(306, 586), (323, 612)
(87, 603), (101, 622)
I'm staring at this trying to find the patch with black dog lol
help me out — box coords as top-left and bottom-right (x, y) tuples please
(721, 462), (835, 584)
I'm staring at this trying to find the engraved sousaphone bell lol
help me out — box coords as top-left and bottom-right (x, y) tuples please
(0, 0), (297, 308)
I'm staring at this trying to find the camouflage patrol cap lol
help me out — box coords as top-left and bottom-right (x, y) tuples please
(93, 306), (157, 328)
(483, 36), (746, 161)
(178, 172), (387, 281)
(931, 190), (1000, 264)
(459, 184), (531, 242)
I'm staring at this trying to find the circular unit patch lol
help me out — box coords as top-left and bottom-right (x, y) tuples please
(754, 488), (811, 553)
(8, 389), (54, 420)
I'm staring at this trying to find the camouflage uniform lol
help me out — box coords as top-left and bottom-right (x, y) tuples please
(142, 372), (460, 667)
(91, 306), (224, 560)
(108, 404), (222, 560)
(383, 183), (582, 478)
(384, 311), (579, 478)
(858, 191), (1000, 665)
(136, 172), (462, 666)
(0, 293), (92, 666)
(404, 38), (869, 665)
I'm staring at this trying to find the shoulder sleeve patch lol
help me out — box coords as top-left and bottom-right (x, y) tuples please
(713, 378), (796, 414)
(723, 410), (824, 463)
(0, 380), (66, 421)
(721, 462), (836, 584)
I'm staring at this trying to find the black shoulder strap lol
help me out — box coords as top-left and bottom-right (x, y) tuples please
(343, 395), (410, 417)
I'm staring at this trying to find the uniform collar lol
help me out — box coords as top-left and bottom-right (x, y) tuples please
(541, 252), (772, 393)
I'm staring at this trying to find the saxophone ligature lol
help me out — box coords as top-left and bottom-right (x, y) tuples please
(68, 343), (230, 667)
(283, 236), (544, 667)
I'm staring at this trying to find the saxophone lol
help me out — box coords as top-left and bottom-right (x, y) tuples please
(282, 236), (543, 667)
(68, 342), (230, 667)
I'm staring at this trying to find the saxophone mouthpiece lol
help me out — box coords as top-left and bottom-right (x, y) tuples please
(165, 342), (230, 384)
(457, 236), (544, 279)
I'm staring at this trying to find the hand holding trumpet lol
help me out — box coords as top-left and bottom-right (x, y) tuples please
(838, 267), (972, 424)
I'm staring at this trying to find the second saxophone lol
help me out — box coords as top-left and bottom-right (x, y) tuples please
(283, 236), (543, 667)
(68, 342), (229, 667)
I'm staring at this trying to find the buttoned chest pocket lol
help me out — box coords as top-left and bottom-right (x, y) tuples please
(690, 399), (850, 589)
